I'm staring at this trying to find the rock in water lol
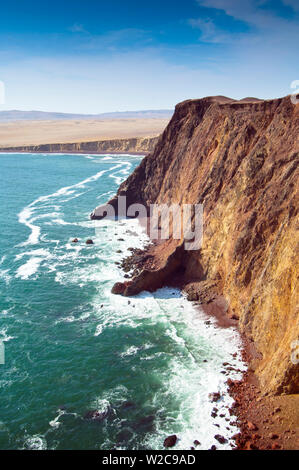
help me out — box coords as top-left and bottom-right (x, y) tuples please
(84, 409), (110, 421)
(163, 435), (177, 448)
(121, 401), (136, 410)
(72, 238), (79, 243)
(214, 434), (228, 444)
(86, 239), (94, 245)
(111, 282), (126, 295)
(209, 392), (221, 402)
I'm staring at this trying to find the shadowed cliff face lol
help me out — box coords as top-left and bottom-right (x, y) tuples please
(93, 95), (299, 396)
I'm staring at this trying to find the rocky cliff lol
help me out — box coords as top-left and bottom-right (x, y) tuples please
(92, 95), (299, 396)
(0, 136), (158, 154)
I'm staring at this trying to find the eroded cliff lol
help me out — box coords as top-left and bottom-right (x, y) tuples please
(92, 95), (299, 396)
(0, 136), (158, 154)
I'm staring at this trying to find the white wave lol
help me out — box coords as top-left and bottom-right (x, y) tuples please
(55, 311), (90, 324)
(0, 269), (11, 285)
(120, 345), (140, 358)
(0, 327), (15, 342)
(92, 385), (128, 412)
(49, 218), (72, 226)
(18, 207), (41, 246)
(96, 190), (115, 200)
(15, 248), (51, 261)
(23, 435), (47, 450)
(9, 154), (246, 450)
(49, 409), (65, 429)
(17, 165), (119, 246)
(89, 266), (245, 451)
(49, 409), (78, 430)
(16, 257), (42, 280)
(94, 324), (104, 336)
(109, 162), (133, 186)
(1, 307), (14, 317)
(84, 240), (245, 450)
(55, 315), (76, 324)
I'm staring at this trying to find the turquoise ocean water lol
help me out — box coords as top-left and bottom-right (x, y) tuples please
(0, 152), (245, 450)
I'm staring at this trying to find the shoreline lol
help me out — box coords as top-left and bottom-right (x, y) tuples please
(0, 136), (158, 156)
(229, 335), (299, 450)
(166, 284), (299, 450)
(116, 236), (298, 450)
(0, 150), (148, 156)
(168, 287), (299, 450)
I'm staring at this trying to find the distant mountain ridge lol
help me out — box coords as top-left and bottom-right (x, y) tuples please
(0, 109), (173, 122)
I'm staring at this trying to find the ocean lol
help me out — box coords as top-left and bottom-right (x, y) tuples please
(0, 152), (245, 450)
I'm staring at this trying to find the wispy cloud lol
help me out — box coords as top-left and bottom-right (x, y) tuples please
(69, 23), (88, 34)
(193, 0), (299, 47)
(1, 0), (298, 113)
(189, 17), (243, 43)
(196, 0), (298, 28)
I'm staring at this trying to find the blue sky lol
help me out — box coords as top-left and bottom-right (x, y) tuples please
(0, 0), (298, 112)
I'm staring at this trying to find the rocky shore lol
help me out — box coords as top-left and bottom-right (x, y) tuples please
(92, 95), (299, 449)
(228, 337), (299, 450)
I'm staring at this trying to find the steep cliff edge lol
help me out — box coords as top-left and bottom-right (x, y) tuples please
(0, 136), (158, 154)
(92, 95), (299, 396)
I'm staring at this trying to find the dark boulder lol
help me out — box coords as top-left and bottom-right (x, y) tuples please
(214, 434), (228, 444)
(86, 239), (94, 245)
(116, 429), (133, 444)
(121, 401), (136, 410)
(84, 409), (110, 421)
(135, 415), (155, 431)
(164, 435), (177, 448)
(209, 392), (221, 402)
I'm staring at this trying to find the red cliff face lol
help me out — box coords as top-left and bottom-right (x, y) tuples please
(93, 95), (299, 396)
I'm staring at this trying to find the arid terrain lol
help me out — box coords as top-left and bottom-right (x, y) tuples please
(0, 117), (170, 148)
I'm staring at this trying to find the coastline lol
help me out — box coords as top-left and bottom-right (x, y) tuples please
(0, 136), (159, 156)
(121, 243), (299, 449)
(229, 336), (299, 450)
(120, 243), (299, 450)
(0, 150), (148, 155)
(198, 292), (299, 450)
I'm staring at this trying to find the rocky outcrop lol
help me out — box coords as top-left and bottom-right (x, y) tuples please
(0, 136), (159, 154)
(92, 95), (299, 396)
(164, 435), (177, 448)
